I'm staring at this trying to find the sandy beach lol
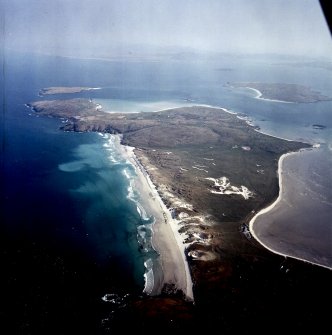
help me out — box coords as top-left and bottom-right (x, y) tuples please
(249, 148), (332, 270)
(249, 151), (293, 245)
(115, 136), (194, 300)
(244, 86), (293, 103)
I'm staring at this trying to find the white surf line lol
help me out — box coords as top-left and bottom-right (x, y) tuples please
(122, 142), (194, 300)
(192, 166), (209, 173)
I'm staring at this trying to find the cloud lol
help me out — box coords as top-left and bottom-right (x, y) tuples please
(2, 0), (332, 57)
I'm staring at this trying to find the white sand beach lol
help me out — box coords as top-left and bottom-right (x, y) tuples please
(249, 149), (332, 270)
(249, 152), (291, 237)
(115, 136), (194, 301)
(245, 87), (293, 103)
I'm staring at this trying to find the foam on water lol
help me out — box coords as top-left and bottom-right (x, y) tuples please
(99, 135), (160, 294)
(136, 203), (152, 222)
(143, 259), (154, 295)
(122, 168), (131, 180)
(137, 224), (154, 253)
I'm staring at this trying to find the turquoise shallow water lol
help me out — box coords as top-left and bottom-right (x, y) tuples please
(1, 50), (332, 332)
(94, 97), (193, 113)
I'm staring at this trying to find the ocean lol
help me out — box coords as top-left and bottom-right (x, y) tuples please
(1, 50), (331, 332)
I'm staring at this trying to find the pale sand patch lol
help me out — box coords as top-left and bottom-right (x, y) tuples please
(188, 250), (216, 261)
(249, 148), (332, 270)
(205, 176), (254, 199)
(249, 152), (291, 238)
(244, 86), (293, 104)
(114, 135), (194, 300)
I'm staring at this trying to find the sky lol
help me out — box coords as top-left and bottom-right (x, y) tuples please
(2, 0), (332, 58)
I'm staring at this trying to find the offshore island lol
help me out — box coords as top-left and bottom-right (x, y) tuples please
(27, 89), (331, 332)
(230, 82), (331, 103)
(39, 86), (100, 96)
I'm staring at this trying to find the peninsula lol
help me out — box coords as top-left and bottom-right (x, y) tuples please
(27, 92), (331, 332)
(27, 100), (308, 225)
(230, 82), (331, 103)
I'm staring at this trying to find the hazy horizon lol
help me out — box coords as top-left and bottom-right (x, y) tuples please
(2, 0), (332, 60)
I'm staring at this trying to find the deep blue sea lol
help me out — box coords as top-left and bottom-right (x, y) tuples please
(1, 50), (331, 332)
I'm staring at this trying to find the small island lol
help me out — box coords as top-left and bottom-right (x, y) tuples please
(230, 82), (331, 103)
(39, 86), (100, 96)
(312, 124), (326, 130)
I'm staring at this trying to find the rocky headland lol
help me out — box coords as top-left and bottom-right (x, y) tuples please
(26, 93), (331, 333)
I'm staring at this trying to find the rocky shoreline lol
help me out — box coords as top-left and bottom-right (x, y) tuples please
(26, 96), (332, 333)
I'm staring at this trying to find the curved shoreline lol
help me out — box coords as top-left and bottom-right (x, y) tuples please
(96, 101), (329, 272)
(115, 136), (194, 300)
(249, 150), (332, 271)
(111, 103), (329, 273)
(245, 87), (293, 103)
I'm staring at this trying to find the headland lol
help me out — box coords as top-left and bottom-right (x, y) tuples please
(26, 90), (332, 332)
